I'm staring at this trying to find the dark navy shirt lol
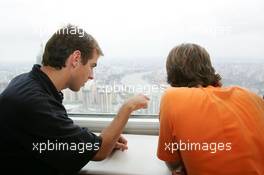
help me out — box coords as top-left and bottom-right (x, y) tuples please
(0, 65), (101, 175)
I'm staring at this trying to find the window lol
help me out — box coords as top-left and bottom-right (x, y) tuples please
(0, 0), (264, 120)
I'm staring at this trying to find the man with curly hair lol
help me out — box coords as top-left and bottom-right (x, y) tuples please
(157, 43), (264, 175)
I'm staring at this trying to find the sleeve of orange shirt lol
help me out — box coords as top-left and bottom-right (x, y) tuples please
(157, 90), (181, 163)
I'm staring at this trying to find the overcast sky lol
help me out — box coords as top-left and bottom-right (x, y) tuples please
(0, 0), (263, 64)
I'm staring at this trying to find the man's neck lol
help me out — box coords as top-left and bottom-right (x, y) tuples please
(40, 66), (69, 91)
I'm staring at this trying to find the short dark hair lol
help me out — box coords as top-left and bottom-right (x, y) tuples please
(42, 24), (103, 69)
(166, 43), (221, 87)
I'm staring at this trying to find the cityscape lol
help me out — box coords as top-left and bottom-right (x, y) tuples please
(0, 58), (264, 116)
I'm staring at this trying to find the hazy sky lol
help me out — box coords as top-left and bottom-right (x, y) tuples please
(0, 0), (263, 63)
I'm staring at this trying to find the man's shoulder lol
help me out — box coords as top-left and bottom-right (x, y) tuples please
(211, 86), (258, 99)
(227, 86), (263, 103)
(1, 72), (46, 103)
(162, 87), (199, 99)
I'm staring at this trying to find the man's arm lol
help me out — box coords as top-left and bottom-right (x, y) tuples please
(92, 94), (149, 161)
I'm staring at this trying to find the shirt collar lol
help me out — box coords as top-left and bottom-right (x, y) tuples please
(30, 64), (64, 103)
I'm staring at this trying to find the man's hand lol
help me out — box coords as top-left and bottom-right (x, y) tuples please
(172, 167), (186, 175)
(166, 161), (187, 175)
(123, 94), (150, 112)
(114, 135), (128, 151)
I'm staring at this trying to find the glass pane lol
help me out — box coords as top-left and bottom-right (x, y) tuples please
(0, 0), (263, 117)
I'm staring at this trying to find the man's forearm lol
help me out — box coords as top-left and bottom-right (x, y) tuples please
(93, 104), (132, 160)
(92, 94), (149, 161)
(101, 104), (132, 147)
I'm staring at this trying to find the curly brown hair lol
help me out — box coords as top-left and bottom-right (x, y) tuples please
(166, 43), (222, 87)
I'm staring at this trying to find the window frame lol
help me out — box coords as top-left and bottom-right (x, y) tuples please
(69, 114), (159, 135)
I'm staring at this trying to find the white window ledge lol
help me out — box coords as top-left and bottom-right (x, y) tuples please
(79, 134), (170, 175)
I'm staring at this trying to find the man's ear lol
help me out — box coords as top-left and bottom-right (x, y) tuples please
(68, 50), (81, 68)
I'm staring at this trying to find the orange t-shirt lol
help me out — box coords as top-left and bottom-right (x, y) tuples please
(157, 86), (264, 175)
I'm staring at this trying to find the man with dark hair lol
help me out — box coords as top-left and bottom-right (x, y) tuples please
(157, 43), (264, 175)
(0, 24), (149, 175)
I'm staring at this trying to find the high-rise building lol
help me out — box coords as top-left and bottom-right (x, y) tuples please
(36, 43), (44, 65)
(0, 81), (8, 94)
